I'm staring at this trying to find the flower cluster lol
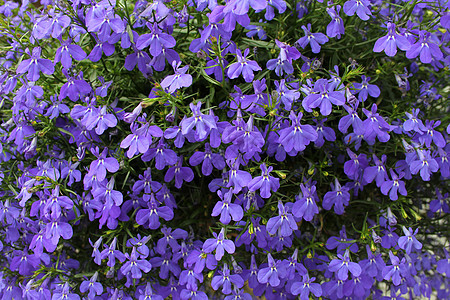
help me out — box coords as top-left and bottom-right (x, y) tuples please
(0, 0), (449, 299)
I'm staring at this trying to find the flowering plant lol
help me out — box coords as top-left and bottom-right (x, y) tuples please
(0, 0), (449, 299)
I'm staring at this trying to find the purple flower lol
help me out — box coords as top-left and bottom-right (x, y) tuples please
(352, 75), (380, 102)
(362, 104), (391, 144)
(85, 106), (117, 135)
(54, 39), (86, 69)
(211, 190), (244, 224)
(137, 283), (163, 300)
(211, 264), (244, 294)
(189, 143), (225, 176)
(398, 226), (422, 254)
(88, 147), (120, 182)
(120, 247), (152, 279)
(418, 120), (446, 148)
(161, 61), (193, 93)
(224, 0), (268, 15)
(165, 156), (194, 188)
(142, 139), (178, 170)
(16, 47), (54, 82)
(100, 237), (126, 267)
(227, 48), (261, 82)
(266, 200), (298, 237)
(380, 169), (407, 201)
(302, 78), (345, 116)
(292, 182), (319, 221)
(291, 274), (322, 300)
(410, 149), (439, 181)
(296, 23), (329, 53)
(136, 23), (176, 56)
(52, 283), (80, 300)
(404, 108), (427, 134)
(277, 111), (318, 153)
(181, 102), (217, 141)
(436, 248), (450, 276)
(203, 228), (235, 261)
(326, 5), (345, 39)
(382, 251), (406, 286)
(247, 163), (280, 198)
(136, 196), (174, 229)
(406, 30), (443, 64)
(266, 40), (301, 76)
(322, 179), (351, 215)
(328, 249), (362, 280)
(257, 253), (286, 287)
(373, 22), (410, 57)
(80, 272), (103, 299)
(343, 0), (372, 20)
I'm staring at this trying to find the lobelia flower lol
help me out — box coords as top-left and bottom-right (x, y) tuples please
(226, 160), (252, 194)
(398, 226), (422, 254)
(136, 283), (163, 300)
(87, 40), (115, 62)
(181, 102), (217, 141)
(418, 120), (446, 148)
(373, 22), (410, 57)
(127, 234), (152, 258)
(156, 226), (188, 255)
(404, 108), (427, 134)
(266, 200), (298, 237)
(326, 5), (345, 39)
(160, 61), (193, 93)
(54, 39), (86, 69)
(380, 169), (407, 201)
(344, 148), (368, 180)
(302, 78), (345, 116)
(80, 272), (103, 299)
(189, 143), (225, 176)
(266, 39), (301, 76)
(257, 253), (286, 287)
(406, 30), (443, 64)
(59, 70), (92, 101)
(292, 182), (319, 221)
(164, 156), (194, 188)
(247, 163), (280, 198)
(362, 104), (391, 144)
(85, 106), (118, 135)
(277, 111), (318, 153)
(211, 264), (244, 294)
(211, 190), (243, 224)
(136, 22), (176, 56)
(52, 282), (80, 300)
(275, 79), (300, 110)
(100, 237), (126, 267)
(120, 247), (152, 279)
(296, 23), (329, 54)
(343, 0), (372, 20)
(314, 118), (336, 147)
(352, 75), (380, 102)
(410, 149), (439, 181)
(136, 195), (174, 229)
(16, 47), (54, 82)
(322, 178), (351, 215)
(203, 228), (235, 261)
(328, 249), (362, 280)
(382, 251), (407, 286)
(227, 48), (261, 82)
(88, 147), (120, 182)
(44, 186), (73, 219)
(436, 248), (450, 276)
(291, 274), (322, 300)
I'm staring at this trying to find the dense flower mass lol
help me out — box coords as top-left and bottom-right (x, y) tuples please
(0, 0), (449, 299)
